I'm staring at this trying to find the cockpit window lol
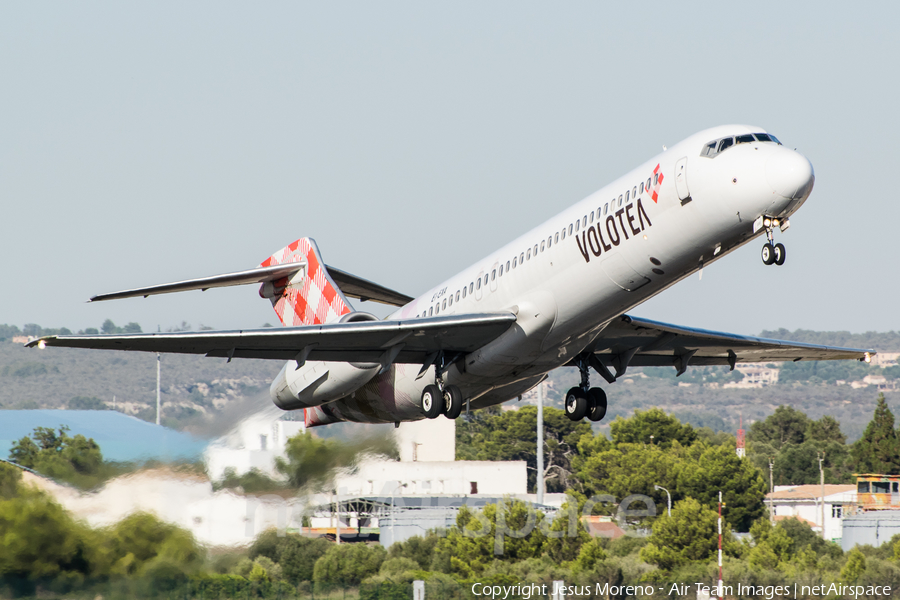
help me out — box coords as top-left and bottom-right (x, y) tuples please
(701, 132), (781, 158)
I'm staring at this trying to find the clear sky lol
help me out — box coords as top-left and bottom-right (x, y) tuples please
(2, 2), (897, 337)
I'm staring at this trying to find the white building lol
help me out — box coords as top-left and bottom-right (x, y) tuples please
(870, 352), (900, 368)
(203, 407), (305, 481)
(765, 484), (856, 542)
(724, 363), (780, 389)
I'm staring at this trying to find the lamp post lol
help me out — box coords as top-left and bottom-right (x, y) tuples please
(654, 484), (671, 517)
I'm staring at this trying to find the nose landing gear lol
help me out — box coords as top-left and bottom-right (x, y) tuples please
(565, 357), (608, 422)
(758, 216), (787, 266)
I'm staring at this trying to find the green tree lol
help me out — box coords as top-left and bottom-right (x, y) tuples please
(9, 426), (106, 489)
(676, 443), (767, 531)
(0, 488), (101, 587)
(0, 462), (21, 499)
(248, 528), (330, 584)
(640, 497), (734, 573)
(609, 407), (697, 448)
(841, 547), (867, 583)
(387, 533), (439, 570)
(275, 432), (396, 492)
(104, 512), (203, 578)
(312, 543), (386, 586)
(852, 394), (900, 474)
(574, 441), (683, 507)
(457, 406), (591, 492)
(807, 415), (847, 445)
(749, 406), (810, 450)
(432, 499), (546, 577)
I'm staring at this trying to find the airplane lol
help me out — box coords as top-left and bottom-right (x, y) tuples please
(30, 125), (873, 427)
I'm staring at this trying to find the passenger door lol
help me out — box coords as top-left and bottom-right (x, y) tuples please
(674, 157), (691, 204)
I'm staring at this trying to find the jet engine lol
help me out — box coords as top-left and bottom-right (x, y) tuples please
(269, 311), (382, 411)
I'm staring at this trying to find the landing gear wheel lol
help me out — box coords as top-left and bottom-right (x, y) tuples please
(565, 387), (589, 421)
(443, 385), (463, 419)
(421, 384), (443, 419)
(587, 387), (608, 422)
(773, 243), (786, 266)
(761, 243), (776, 265)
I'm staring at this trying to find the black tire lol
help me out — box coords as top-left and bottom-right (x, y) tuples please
(773, 243), (786, 266)
(587, 387), (608, 422)
(421, 384), (443, 419)
(443, 385), (463, 419)
(565, 387), (588, 421)
(761, 243), (775, 265)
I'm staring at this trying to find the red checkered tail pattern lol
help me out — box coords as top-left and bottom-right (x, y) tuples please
(257, 238), (353, 327)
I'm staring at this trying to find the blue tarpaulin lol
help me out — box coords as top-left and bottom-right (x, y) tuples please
(0, 410), (208, 463)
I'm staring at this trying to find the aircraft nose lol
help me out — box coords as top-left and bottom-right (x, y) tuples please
(765, 147), (815, 200)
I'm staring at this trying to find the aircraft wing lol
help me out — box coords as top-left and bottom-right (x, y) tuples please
(27, 313), (516, 364)
(587, 314), (872, 379)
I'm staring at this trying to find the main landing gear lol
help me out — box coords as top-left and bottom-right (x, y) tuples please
(421, 367), (463, 420)
(565, 358), (608, 422)
(759, 217), (786, 266)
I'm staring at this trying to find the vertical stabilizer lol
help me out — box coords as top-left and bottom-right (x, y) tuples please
(258, 238), (353, 326)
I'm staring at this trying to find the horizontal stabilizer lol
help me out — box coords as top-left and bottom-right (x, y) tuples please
(90, 263), (305, 302)
(89, 263), (413, 307)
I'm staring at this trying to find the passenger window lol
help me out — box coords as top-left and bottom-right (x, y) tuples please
(513, 257), (517, 268)
(654, 174), (658, 185)
(456, 291), (460, 302)
(547, 236), (552, 248)
(483, 274), (489, 285)
(491, 269), (496, 281)
(575, 220), (579, 232)
(499, 264), (503, 276)
(647, 177), (651, 189)
(448, 295), (453, 306)
(561, 228), (566, 240)
(469, 282), (474, 294)
(590, 211), (594, 223)
(604, 203), (609, 215)
(520, 252), (524, 263)
(476, 279), (481, 290)
(527, 248), (531, 260)
(582, 216), (587, 227)
(640, 182), (644, 194)
(442, 299), (447, 310)
(462, 287), (467, 298)
(568, 224), (573, 235)
(625, 191), (630, 202)
(429, 307), (433, 316)
(554, 233), (559, 243)
(618, 195), (623, 207)
(633, 186), (637, 198)
(533, 244), (538, 255)
(736, 134), (754, 144)
(506, 260), (510, 271)
(540, 241), (545, 252)
(718, 137), (734, 152)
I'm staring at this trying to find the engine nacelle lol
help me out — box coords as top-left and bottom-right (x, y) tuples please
(270, 359), (379, 411)
(270, 311), (381, 411)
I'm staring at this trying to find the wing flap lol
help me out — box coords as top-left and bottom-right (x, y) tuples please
(28, 313), (517, 363)
(591, 315), (872, 370)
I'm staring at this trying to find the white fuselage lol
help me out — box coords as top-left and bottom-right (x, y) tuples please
(304, 124), (815, 425)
